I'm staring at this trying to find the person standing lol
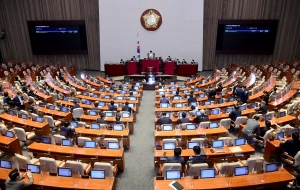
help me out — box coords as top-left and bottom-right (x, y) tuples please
(241, 116), (260, 144)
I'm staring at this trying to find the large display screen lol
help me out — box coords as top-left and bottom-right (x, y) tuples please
(27, 20), (88, 55)
(216, 20), (278, 54)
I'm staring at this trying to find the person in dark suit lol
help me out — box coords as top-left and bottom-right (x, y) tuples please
(120, 59), (124, 64)
(110, 82), (115, 90)
(70, 100), (80, 112)
(27, 101), (36, 113)
(13, 92), (25, 109)
(27, 90), (36, 98)
(190, 146), (207, 164)
(5, 168), (34, 190)
(207, 87), (216, 100)
(191, 59), (195, 64)
(114, 115), (124, 125)
(233, 82), (241, 97)
(157, 112), (172, 125)
(109, 101), (117, 111)
(90, 102), (99, 111)
(262, 91), (270, 105)
(166, 148), (185, 166)
(3, 92), (12, 106)
(160, 95), (169, 104)
(131, 56), (137, 61)
(21, 83), (29, 93)
(256, 101), (268, 115)
(182, 59), (187, 64)
(96, 112), (107, 124)
(177, 112), (190, 124)
(122, 102), (133, 113)
(229, 104), (241, 131)
(173, 91), (180, 99)
(216, 83), (223, 96)
(240, 86), (249, 103)
(129, 85), (136, 92)
(280, 132), (300, 157)
(254, 120), (271, 143)
(60, 121), (75, 139)
(166, 56), (172, 61)
(193, 109), (209, 123)
(187, 95), (197, 106)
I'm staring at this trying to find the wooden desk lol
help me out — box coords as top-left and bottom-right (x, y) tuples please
(154, 168), (294, 190)
(80, 115), (135, 134)
(249, 75), (276, 101)
(0, 113), (50, 136)
(264, 139), (283, 162)
(38, 107), (72, 121)
(154, 127), (228, 142)
(0, 135), (22, 155)
(45, 73), (71, 95)
(154, 145), (255, 168)
(28, 142), (125, 171)
(75, 128), (130, 149)
(196, 75), (221, 88)
(64, 72), (88, 91)
(185, 76), (204, 85)
(97, 75), (112, 85)
(238, 115), (296, 138)
(0, 168), (116, 190)
(81, 73), (102, 89)
(26, 77), (53, 103)
(76, 95), (139, 105)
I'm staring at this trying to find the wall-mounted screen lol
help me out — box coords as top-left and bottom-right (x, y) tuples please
(216, 20), (278, 54)
(27, 20), (88, 54)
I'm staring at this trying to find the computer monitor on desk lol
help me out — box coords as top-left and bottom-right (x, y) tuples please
(162, 124), (173, 131)
(160, 103), (168, 108)
(279, 111), (286, 117)
(188, 142), (199, 149)
(212, 140), (224, 148)
(204, 101), (211, 105)
(105, 112), (114, 117)
(70, 121), (78, 128)
(91, 123), (100, 130)
(84, 141), (96, 148)
(122, 112), (130, 118)
(209, 122), (218, 129)
(62, 139), (72, 146)
(0, 160), (12, 169)
(36, 117), (43, 123)
(113, 124), (123, 131)
(276, 132), (284, 140)
(199, 94), (205, 98)
(89, 111), (97, 116)
(90, 170), (105, 179)
(175, 103), (183, 108)
(186, 124), (196, 130)
(49, 105), (55, 110)
(166, 170), (181, 180)
(21, 114), (28, 119)
(163, 142), (176, 150)
(211, 109), (219, 115)
(234, 138), (246, 146)
(200, 169), (215, 179)
(234, 166), (249, 176)
(265, 115), (272, 121)
(5, 131), (14, 138)
(42, 137), (51, 144)
(27, 164), (40, 174)
(265, 163), (279, 173)
(85, 100), (92, 105)
(108, 142), (119, 150)
(58, 168), (72, 177)
(240, 105), (247, 111)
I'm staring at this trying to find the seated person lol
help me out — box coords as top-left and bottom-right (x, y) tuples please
(254, 120), (271, 144)
(129, 85), (136, 92)
(160, 95), (169, 104)
(27, 101), (36, 113)
(3, 92), (12, 106)
(182, 59), (187, 64)
(193, 109), (209, 123)
(148, 50), (155, 59)
(96, 112), (107, 124)
(189, 146), (206, 164)
(177, 112), (190, 124)
(5, 169), (33, 190)
(13, 92), (25, 110)
(70, 100), (80, 112)
(187, 95), (197, 106)
(229, 104), (241, 131)
(90, 102), (99, 111)
(109, 101), (117, 111)
(173, 91), (180, 98)
(207, 87), (216, 100)
(114, 115), (124, 125)
(189, 105), (197, 116)
(166, 147), (185, 166)
(131, 56), (137, 61)
(280, 132), (300, 157)
(122, 102), (134, 113)
(166, 56), (172, 61)
(191, 59), (196, 64)
(216, 83), (223, 95)
(176, 59), (181, 64)
(120, 59), (124, 64)
(110, 82), (115, 90)
(60, 121), (75, 139)
(27, 90), (36, 98)
(255, 101), (268, 115)
(157, 112), (172, 125)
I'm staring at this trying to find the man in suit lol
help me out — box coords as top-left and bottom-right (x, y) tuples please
(160, 95), (169, 104)
(5, 169), (34, 189)
(241, 116), (260, 144)
(207, 87), (216, 100)
(110, 82), (115, 90)
(120, 59), (124, 64)
(187, 94), (197, 106)
(70, 100), (80, 112)
(109, 101), (117, 111)
(114, 115), (124, 125)
(13, 92), (25, 109)
(96, 112), (107, 124)
(177, 112), (190, 124)
(191, 59), (195, 64)
(193, 109), (209, 123)
(3, 92), (12, 106)
(182, 59), (187, 64)
(280, 132), (300, 157)
(262, 91), (270, 105)
(131, 56), (137, 61)
(122, 102), (133, 113)
(166, 56), (172, 61)
(240, 85), (249, 103)
(157, 112), (172, 125)
(90, 102), (99, 111)
(148, 51), (154, 59)
(176, 59), (181, 64)
(229, 104), (241, 131)
(190, 146), (206, 164)
(27, 101), (36, 113)
(129, 85), (136, 92)
(166, 148), (185, 166)
(255, 101), (268, 115)
(60, 121), (75, 139)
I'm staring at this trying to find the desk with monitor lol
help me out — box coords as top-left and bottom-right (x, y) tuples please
(0, 135), (22, 155)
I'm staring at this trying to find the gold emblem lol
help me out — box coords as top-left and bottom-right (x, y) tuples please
(142, 10), (160, 28)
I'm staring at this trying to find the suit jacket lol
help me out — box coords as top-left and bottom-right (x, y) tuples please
(109, 105), (117, 111)
(71, 104), (81, 112)
(13, 96), (24, 107)
(177, 117), (190, 124)
(60, 127), (75, 138)
(5, 177), (33, 190)
(96, 118), (107, 124)
(122, 105), (132, 113)
(3, 96), (11, 105)
(191, 155), (207, 164)
(280, 140), (300, 157)
(241, 119), (260, 136)
(160, 98), (169, 104)
(166, 156), (185, 166)
(208, 90), (216, 100)
(193, 114), (209, 123)
(187, 97), (197, 105)
(229, 110), (241, 122)
(257, 105), (268, 115)
(158, 117), (172, 125)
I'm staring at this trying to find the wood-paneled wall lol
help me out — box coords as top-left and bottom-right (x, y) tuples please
(203, 0), (300, 70)
(0, 0), (100, 70)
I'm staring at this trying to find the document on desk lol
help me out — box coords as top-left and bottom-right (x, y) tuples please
(169, 181), (183, 190)
(229, 146), (242, 153)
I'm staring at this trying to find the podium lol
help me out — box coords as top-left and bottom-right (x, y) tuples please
(141, 59), (160, 73)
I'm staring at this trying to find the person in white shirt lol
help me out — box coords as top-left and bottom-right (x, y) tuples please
(148, 51), (154, 59)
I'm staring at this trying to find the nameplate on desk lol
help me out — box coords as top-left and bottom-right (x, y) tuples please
(160, 157), (167, 161)
(156, 176), (164, 180)
(156, 147), (162, 150)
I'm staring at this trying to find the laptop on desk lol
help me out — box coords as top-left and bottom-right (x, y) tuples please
(212, 140), (225, 152)
(58, 168), (72, 177)
(0, 160), (12, 169)
(62, 139), (72, 146)
(90, 170), (105, 179)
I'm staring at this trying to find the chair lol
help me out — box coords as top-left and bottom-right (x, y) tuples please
(199, 121), (210, 129)
(188, 163), (208, 176)
(53, 134), (66, 145)
(15, 153), (39, 171)
(77, 137), (92, 147)
(232, 116), (248, 129)
(181, 123), (193, 130)
(73, 108), (84, 120)
(19, 110), (29, 117)
(238, 157), (264, 172)
(281, 151), (300, 167)
(190, 138), (206, 147)
(50, 93), (58, 101)
(220, 118), (231, 130)
(218, 137), (233, 146)
(43, 115), (61, 131)
(65, 160), (92, 175)
(160, 163), (182, 177)
(214, 162), (240, 175)
(14, 127), (35, 142)
(39, 157), (66, 173)
(103, 138), (119, 147)
(265, 111), (275, 118)
(280, 124), (295, 136)
(94, 162), (118, 177)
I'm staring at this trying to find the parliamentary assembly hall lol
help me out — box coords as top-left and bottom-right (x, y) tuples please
(0, 0), (300, 189)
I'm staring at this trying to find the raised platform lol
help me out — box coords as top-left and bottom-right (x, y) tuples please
(143, 83), (156, 90)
